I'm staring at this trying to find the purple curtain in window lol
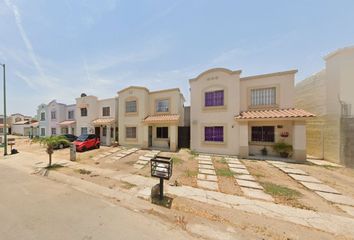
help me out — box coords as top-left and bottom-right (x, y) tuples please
(205, 126), (223, 142)
(205, 90), (224, 106)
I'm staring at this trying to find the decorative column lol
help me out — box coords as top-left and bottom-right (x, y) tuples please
(142, 125), (149, 149)
(106, 126), (111, 146)
(239, 121), (249, 158)
(292, 121), (307, 162)
(169, 125), (178, 152)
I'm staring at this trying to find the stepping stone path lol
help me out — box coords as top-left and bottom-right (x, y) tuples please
(267, 160), (354, 215)
(92, 147), (121, 161)
(197, 155), (218, 191)
(225, 157), (274, 202)
(133, 150), (160, 169)
(108, 148), (139, 162)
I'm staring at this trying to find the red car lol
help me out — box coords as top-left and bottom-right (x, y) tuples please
(74, 134), (100, 152)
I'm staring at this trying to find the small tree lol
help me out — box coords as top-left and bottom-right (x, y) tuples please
(32, 136), (70, 167)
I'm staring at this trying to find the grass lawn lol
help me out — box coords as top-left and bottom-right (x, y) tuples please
(261, 182), (301, 200)
(216, 168), (234, 177)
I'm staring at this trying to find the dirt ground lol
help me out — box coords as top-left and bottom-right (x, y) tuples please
(4, 135), (354, 217)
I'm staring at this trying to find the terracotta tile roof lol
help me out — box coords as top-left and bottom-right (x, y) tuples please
(235, 108), (316, 120)
(58, 120), (76, 126)
(143, 114), (180, 124)
(91, 118), (116, 126)
(0, 124), (9, 128)
(13, 120), (30, 125)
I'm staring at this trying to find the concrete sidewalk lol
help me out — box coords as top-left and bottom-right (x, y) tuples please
(2, 152), (354, 237)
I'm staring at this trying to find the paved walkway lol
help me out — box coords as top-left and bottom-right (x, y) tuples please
(108, 147), (139, 162)
(92, 147), (121, 161)
(197, 155), (218, 191)
(268, 160), (354, 217)
(133, 150), (160, 169)
(307, 159), (343, 167)
(226, 157), (274, 202)
(3, 153), (354, 237)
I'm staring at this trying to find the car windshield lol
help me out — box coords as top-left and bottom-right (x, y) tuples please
(76, 134), (88, 142)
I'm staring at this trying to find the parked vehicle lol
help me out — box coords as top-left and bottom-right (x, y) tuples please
(62, 134), (77, 142)
(73, 134), (100, 152)
(54, 134), (78, 149)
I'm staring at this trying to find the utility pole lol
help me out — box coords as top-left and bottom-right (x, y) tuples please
(1, 63), (7, 156)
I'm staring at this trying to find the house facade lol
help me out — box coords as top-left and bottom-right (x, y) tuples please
(37, 100), (76, 137)
(295, 46), (354, 166)
(190, 68), (314, 162)
(75, 94), (118, 146)
(118, 87), (185, 151)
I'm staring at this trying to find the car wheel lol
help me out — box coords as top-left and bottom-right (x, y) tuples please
(96, 144), (100, 149)
(59, 144), (64, 149)
(82, 146), (87, 152)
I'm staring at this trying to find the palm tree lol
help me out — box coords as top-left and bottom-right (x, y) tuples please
(32, 136), (70, 167)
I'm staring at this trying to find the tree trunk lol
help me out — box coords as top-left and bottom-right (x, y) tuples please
(48, 154), (52, 167)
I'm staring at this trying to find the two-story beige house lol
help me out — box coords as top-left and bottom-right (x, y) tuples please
(190, 68), (314, 162)
(76, 94), (118, 146)
(118, 86), (185, 151)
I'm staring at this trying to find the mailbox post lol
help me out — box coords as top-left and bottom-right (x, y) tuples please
(151, 156), (173, 200)
(70, 143), (76, 161)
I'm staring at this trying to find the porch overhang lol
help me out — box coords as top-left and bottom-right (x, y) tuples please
(142, 114), (180, 124)
(234, 108), (315, 122)
(58, 120), (76, 126)
(91, 118), (116, 126)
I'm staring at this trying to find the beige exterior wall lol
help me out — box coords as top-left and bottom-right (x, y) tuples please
(76, 95), (99, 135)
(295, 46), (354, 164)
(190, 68), (241, 155)
(240, 70), (296, 111)
(190, 67), (306, 161)
(118, 86), (184, 151)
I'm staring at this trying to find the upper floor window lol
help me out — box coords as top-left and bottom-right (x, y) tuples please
(205, 90), (224, 107)
(102, 107), (110, 116)
(68, 110), (74, 119)
(251, 87), (276, 106)
(126, 100), (137, 113)
(40, 112), (45, 121)
(15, 117), (22, 122)
(81, 108), (88, 117)
(156, 99), (169, 112)
(51, 111), (56, 120)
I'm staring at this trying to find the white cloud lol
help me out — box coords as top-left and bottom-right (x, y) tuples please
(4, 0), (44, 76)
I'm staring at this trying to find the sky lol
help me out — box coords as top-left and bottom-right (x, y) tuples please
(0, 0), (354, 116)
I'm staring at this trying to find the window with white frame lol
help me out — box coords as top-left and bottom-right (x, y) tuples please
(51, 128), (57, 135)
(68, 110), (74, 119)
(251, 87), (276, 106)
(41, 128), (45, 136)
(102, 107), (110, 116)
(40, 112), (45, 121)
(51, 111), (56, 120)
(156, 99), (169, 112)
(125, 100), (137, 113)
(126, 127), (136, 138)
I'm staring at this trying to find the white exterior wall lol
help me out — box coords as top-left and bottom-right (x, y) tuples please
(75, 96), (99, 135)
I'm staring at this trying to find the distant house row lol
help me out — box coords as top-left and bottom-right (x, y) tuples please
(0, 113), (36, 136)
(30, 67), (316, 162)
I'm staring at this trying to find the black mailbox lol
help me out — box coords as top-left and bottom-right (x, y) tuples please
(151, 156), (173, 180)
(150, 156), (173, 200)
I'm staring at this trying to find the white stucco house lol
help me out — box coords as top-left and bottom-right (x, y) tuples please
(37, 100), (76, 137)
(190, 68), (315, 162)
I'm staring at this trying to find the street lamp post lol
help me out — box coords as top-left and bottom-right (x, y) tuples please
(1, 63), (7, 156)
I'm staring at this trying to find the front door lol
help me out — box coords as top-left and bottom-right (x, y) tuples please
(148, 126), (152, 147)
(95, 127), (100, 139)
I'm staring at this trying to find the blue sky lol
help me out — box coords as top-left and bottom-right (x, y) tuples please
(0, 0), (354, 116)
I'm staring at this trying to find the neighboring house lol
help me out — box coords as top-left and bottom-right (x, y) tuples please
(118, 86), (185, 151)
(295, 46), (354, 166)
(76, 94), (118, 146)
(36, 100), (76, 137)
(12, 120), (39, 136)
(190, 68), (315, 162)
(0, 115), (10, 136)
